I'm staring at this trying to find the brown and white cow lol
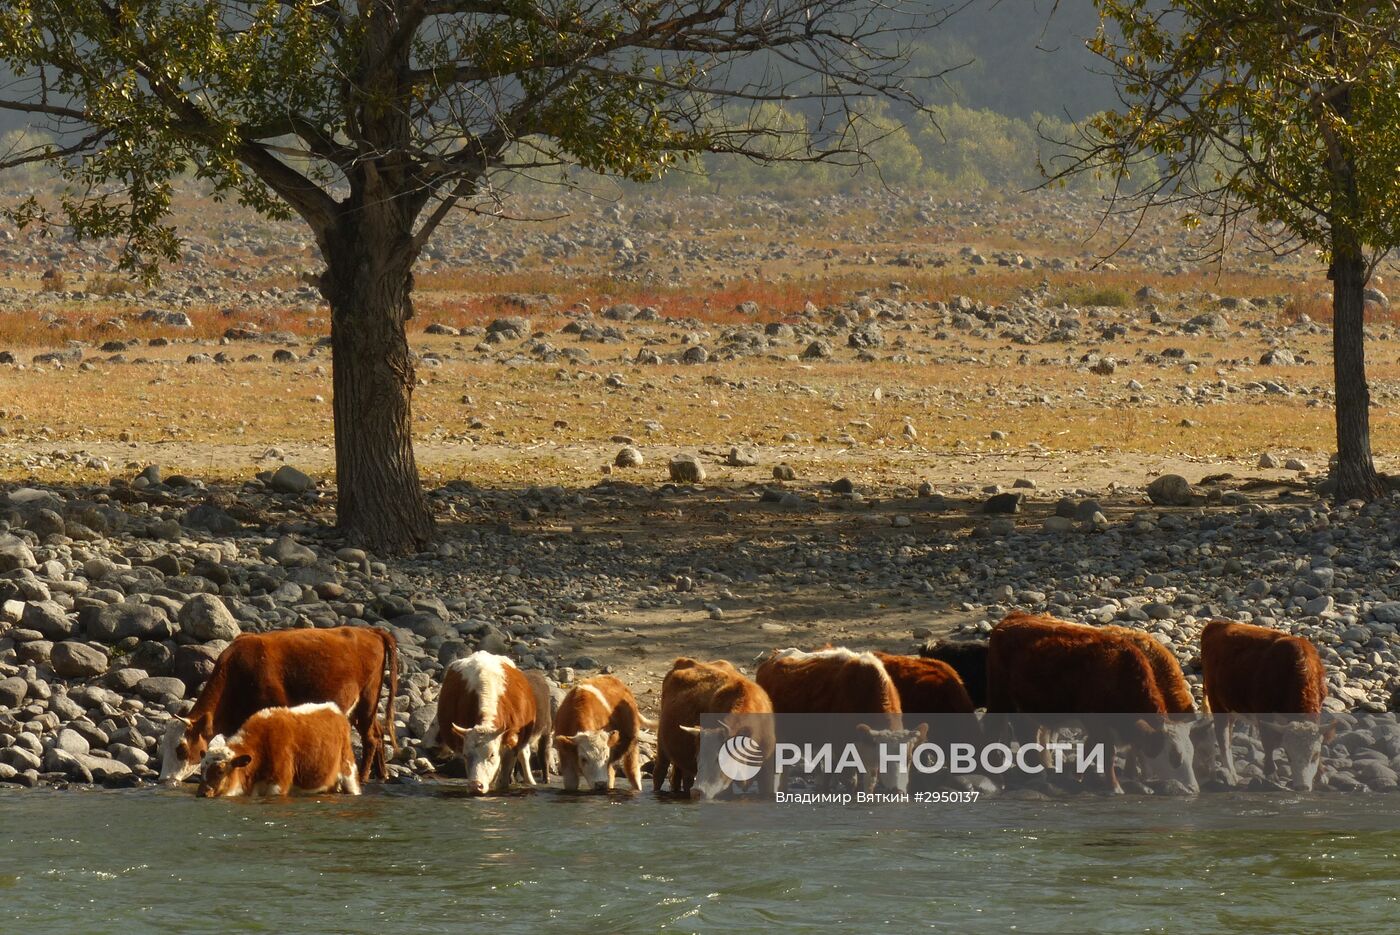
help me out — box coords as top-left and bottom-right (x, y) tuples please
(436, 651), (540, 795)
(196, 703), (361, 798)
(553, 676), (644, 792)
(160, 626), (398, 785)
(756, 647), (924, 794)
(1201, 619), (1330, 791)
(987, 612), (1198, 793)
(656, 657), (775, 799)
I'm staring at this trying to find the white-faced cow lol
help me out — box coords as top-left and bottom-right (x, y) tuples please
(755, 647), (925, 795)
(196, 702), (361, 798)
(1201, 619), (1330, 791)
(987, 612), (1199, 794)
(160, 626), (398, 785)
(553, 675), (644, 792)
(436, 651), (541, 795)
(656, 657), (775, 800)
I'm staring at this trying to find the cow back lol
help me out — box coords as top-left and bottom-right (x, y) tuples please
(755, 649), (901, 728)
(873, 653), (975, 715)
(1201, 620), (1326, 714)
(199, 627), (387, 735)
(988, 614), (1168, 715)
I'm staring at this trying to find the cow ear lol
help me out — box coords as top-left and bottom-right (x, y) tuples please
(679, 725), (702, 736)
(554, 735), (575, 749)
(607, 730), (620, 747)
(916, 723), (929, 742)
(230, 754), (253, 769)
(1136, 721), (1164, 756)
(855, 723), (873, 736)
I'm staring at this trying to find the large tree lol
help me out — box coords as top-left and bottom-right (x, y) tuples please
(0, 0), (942, 552)
(1056, 1), (1400, 499)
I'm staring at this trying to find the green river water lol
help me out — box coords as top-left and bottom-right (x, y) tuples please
(2, 786), (1398, 933)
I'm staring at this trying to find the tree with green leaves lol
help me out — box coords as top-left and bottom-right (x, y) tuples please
(1055, 1), (1400, 499)
(0, 0), (945, 553)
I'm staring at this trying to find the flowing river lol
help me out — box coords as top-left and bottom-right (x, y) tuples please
(3, 786), (1399, 932)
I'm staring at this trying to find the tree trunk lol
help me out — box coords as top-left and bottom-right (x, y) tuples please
(1330, 246), (1385, 500)
(321, 220), (435, 554)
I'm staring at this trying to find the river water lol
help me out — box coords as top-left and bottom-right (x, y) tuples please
(3, 786), (1399, 933)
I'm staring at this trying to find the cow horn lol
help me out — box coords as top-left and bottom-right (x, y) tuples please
(450, 722), (469, 737)
(679, 725), (702, 736)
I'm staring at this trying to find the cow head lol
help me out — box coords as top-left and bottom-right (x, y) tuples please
(855, 722), (929, 794)
(555, 730), (618, 791)
(452, 723), (511, 794)
(196, 737), (252, 798)
(1134, 718), (1199, 792)
(1277, 718), (1331, 792)
(159, 715), (208, 784)
(679, 722), (742, 800)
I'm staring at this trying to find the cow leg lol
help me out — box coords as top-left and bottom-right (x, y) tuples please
(497, 748), (519, 792)
(517, 744), (537, 786)
(1215, 714), (1237, 786)
(1260, 719), (1279, 782)
(341, 761), (363, 796)
(652, 748), (669, 794)
(536, 737), (550, 783)
(561, 756), (580, 792)
(623, 743), (642, 791)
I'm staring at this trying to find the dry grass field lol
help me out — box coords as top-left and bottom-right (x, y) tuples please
(1, 186), (1398, 494)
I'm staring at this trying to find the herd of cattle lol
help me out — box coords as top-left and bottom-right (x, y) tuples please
(157, 611), (1330, 798)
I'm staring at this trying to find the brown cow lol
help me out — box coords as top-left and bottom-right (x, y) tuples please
(1102, 627), (1196, 715)
(873, 653), (976, 715)
(197, 703), (361, 797)
(553, 676), (644, 792)
(987, 612), (1198, 793)
(160, 626), (398, 784)
(437, 651), (540, 794)
(1201, 619), (1329, 791)
(756, 647), (924, 793)
(656, 657), (775, 799)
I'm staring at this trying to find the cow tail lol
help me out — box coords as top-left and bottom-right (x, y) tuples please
(381, 628), (400, 756)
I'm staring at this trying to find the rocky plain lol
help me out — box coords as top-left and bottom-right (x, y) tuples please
(2, 182), (1400, 791)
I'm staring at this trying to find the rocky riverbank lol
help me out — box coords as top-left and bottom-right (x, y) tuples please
(3, 461), (1400, 791)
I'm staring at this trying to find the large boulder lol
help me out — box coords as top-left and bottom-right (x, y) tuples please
(1146, 474), (1197, 506)
(21, 600), (74, 639)
(668, 454), (706, 483)
(269, 465), (314, 494)
(173, 643), (222, 692)
(80, 603), (174, 643)
(0, 534), (37, 572)
(177, 593), (241, 642)
(50, 641), (110, 679)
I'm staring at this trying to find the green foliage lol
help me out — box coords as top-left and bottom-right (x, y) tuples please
(1080, 0), (1400, 265)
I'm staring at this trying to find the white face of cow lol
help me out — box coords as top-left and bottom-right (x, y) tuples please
(453, 724), (507, 794)
(566, 730), (617, 790)
(680, 724), (734, 800)
(159, 717), (202, 784)
(196, 739), (252, 798)
(855, 723), (929, 794)
(1278, 721), (1325, 792)
(1136, 720), (1199, 792)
